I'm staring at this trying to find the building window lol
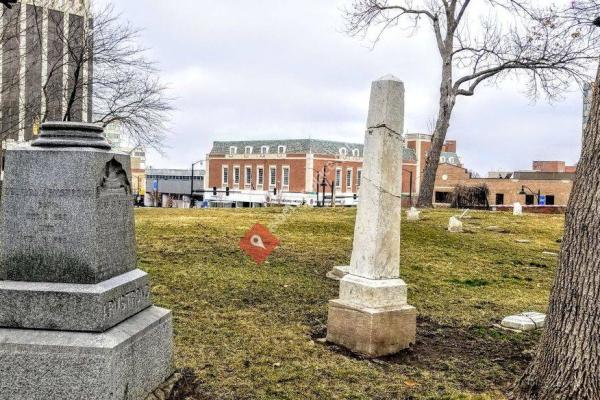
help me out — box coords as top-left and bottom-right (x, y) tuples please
(229, 146), (237, 155)
(335, 167), (342, 188)
(245, 166), (252, 187)
(449, 157), (455, 164)
(435, 191), (451, 204)
(352, 149), (360, 157)
(222, 166), (229, 187)
(257, 166), (264, 188)
(546, 195), (555, 205)
(525, 194), (535, 205)
(440, 156), (446, 163)
(357, 169), (362, 187)
(261, 146), (269, 154)
(495, 193), (504, 205)
(245, 146), (253, 154)
(339, 148), (347, 156)
(282, 166), (290, 189)
(346, 168), (353, 190)
(269, 166), (276, 187)
(278, 145), (286, 154)
(233, 166), (240, 185)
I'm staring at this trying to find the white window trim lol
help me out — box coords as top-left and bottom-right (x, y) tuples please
(261, 146), (269, 154)
(278, 145), (286, 154)
(352, 149), (360, 157)
(335, 167), (342, 188)
(229, 146), (237, 155)
(269, 166), (277, 188)
(257, 165), (264, 190)
(244, 165), (252, 188)
(245, 146), (253, 155)
(346, 168), (353, 191)
(440, 156), (446, 163)
(339, 148), (347, 156)
(356, 169), (362, 188)
(282, 165), (290, 191)
(222, 165), (229, 188)
(233, 165), (240, 188)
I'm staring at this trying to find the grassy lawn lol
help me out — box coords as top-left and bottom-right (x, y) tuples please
(135, 207), (564, 400)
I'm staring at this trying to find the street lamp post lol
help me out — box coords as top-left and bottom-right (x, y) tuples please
(403, 168), (413, 207)
(518, 185), (542, 205)
(190, 160), (204, 208)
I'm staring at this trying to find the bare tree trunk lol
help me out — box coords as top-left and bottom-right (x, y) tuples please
(63, 59), (82, 121)
(417, 62), (456, 208)
(512, 63), (600, 399)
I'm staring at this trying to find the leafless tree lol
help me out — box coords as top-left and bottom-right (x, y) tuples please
(344, 0), (600, 207)
(511, 3), (600, 398)
(0, 2), (171, 150)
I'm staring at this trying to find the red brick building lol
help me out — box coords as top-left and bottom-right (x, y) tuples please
(205, 138), (440, 207)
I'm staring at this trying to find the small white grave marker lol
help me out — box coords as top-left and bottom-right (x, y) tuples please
(513, 202), (523, 216)
(406, 207), (420, 221)
(448, 216), (463, 233)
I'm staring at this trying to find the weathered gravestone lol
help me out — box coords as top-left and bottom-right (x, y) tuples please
(406, 207), (420, 221)
(0, 122), (173, 399)
(513, 202), (523, 216)
(326, 76), (416, 357)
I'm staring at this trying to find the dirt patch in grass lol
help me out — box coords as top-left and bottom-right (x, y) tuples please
(388, 317), (539, 393)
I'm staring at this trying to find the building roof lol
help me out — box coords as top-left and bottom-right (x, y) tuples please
(210, 139), (417, 162)
(439, 152), (461, 166)
(146, 168), (205, 177)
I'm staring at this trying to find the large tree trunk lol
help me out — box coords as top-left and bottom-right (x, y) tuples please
(512, 64), (600, 399)
(416, 62), (455, 208)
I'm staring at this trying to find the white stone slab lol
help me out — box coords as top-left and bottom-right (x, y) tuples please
(501, 312), (546, 331)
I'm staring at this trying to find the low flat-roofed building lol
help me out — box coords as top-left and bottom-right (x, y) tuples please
(145, 168), (204, 208)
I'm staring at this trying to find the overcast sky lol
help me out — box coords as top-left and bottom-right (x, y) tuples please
(109, 0), (588, 175)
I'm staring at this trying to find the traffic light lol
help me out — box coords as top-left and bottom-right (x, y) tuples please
(213, 187), (217, 196)
(273, 188), (277, 195)
(225, 187), (230, 196)
(353, 193), (358, 200)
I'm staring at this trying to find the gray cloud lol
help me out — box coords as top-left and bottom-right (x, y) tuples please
(110, 0), (587, 174)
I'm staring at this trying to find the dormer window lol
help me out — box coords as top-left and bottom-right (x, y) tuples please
(229, 146), (238, 155)
(352, 149), (360, 157)
(448, 157), (455, 164)
(440, 156), (446, 163)
(261, 146), (269, 154)
(339, 148), (348, 156)
(278, 145), (286, 154)
(245, 146), (253, 154)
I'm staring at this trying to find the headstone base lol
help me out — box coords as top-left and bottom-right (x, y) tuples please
(0, 306), (173, 400)
(0, 269), (151, 332)
(326, 299), (416, 358)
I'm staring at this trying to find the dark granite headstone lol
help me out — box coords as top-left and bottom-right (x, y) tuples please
(0, 122), (173, 400)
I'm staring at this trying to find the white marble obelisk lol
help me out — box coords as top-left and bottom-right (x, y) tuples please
(326, 75), (416, 357)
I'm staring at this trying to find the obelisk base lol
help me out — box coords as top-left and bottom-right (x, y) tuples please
(327, 275), (416, 357)
(0, 306), (173, 400)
